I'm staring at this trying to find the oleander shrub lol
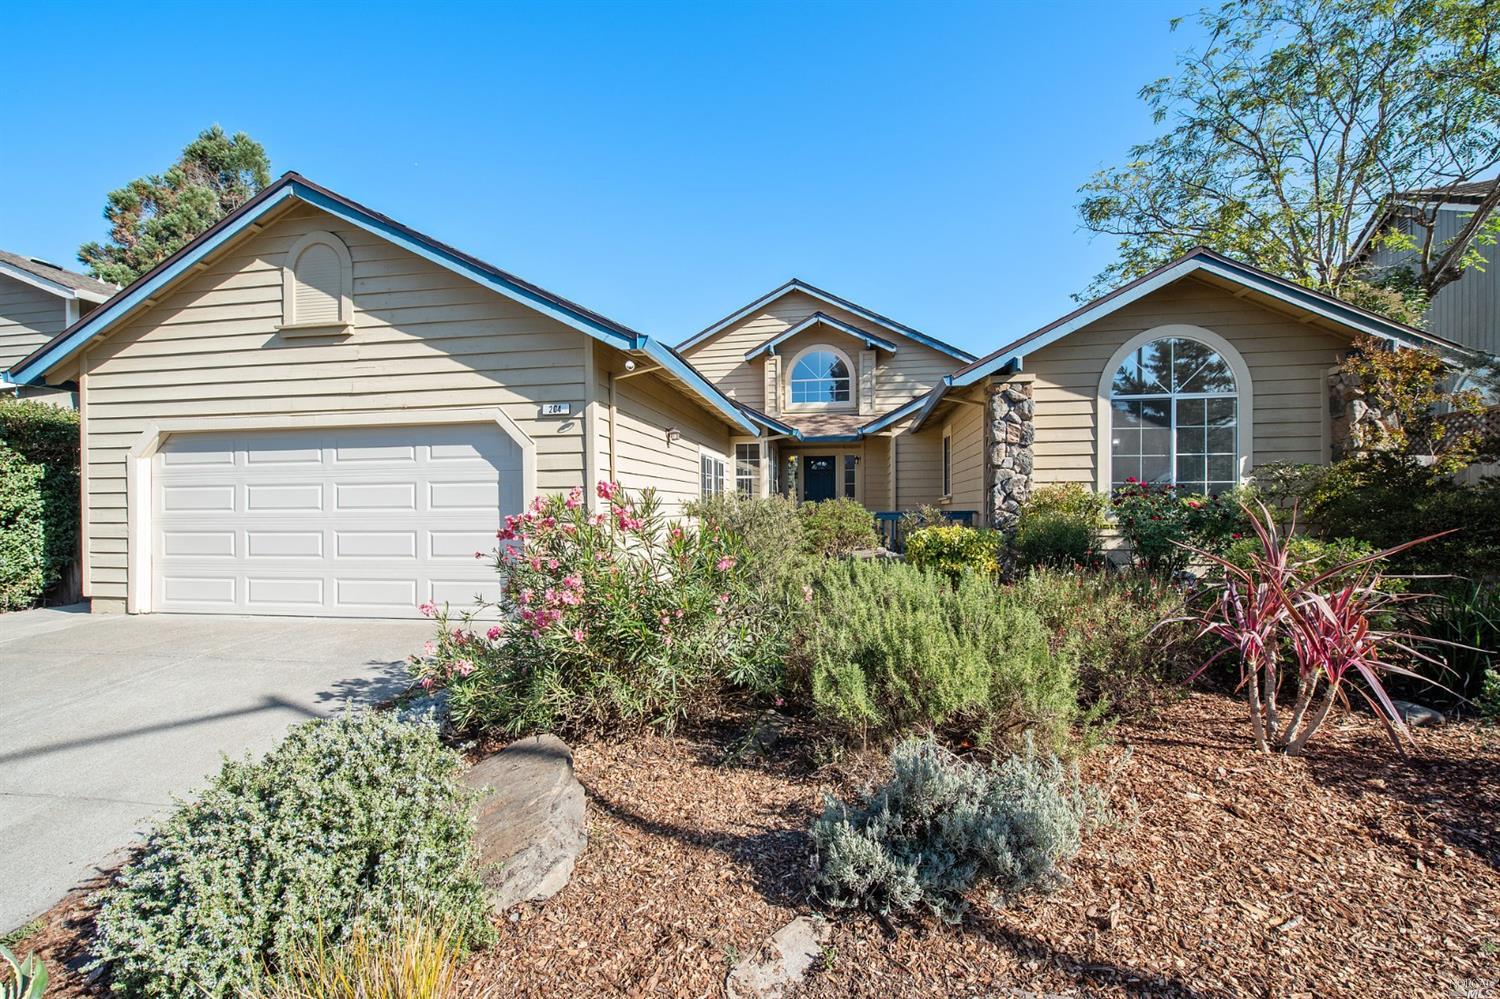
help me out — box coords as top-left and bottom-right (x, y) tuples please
(810, 736), (1089, 922)
(0, 446), (47, 612)
(685, 492), (811, 586)
(799, 497), (879, 556)
(1008, 568), (1195, 715)
(1012, 484), (1108, 569)
(246, 916), (462, 999)
(798, 559), (1075, 746)
(904, 524), (1001, 579)
(0, 399), (79, 610)
(90, 713), (492, 999)
(412, 484), (780, 736)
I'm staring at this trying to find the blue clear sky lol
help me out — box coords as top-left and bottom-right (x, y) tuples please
(2, 0), (1196, 355)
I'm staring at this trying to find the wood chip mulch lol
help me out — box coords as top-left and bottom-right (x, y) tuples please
(14, 693), (1499, 999)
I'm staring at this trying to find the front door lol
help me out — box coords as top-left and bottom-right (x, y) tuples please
(803, 455), (837, 502)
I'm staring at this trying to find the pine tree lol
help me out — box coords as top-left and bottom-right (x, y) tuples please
(78, 125), (271, 287)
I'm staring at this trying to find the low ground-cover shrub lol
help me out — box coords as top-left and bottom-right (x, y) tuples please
(810, 736), (1089, 922)
(414, 484), (781, 736)
(1008, 568), (1194, 715)
(798, 559), (1075, 746)
(800, 497), (879, 556)
(247, 916), (461, 999)
(904, 524), (1001, 579)
(0, 399), (79, 610)
(1111, 479), (1251, 576)
(91, 713), (492, 999)
(1012, 484), (1107, 569)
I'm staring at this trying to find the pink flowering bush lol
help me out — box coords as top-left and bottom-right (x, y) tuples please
(411, 483), (783, 735)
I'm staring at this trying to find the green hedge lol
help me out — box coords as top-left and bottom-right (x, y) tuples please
(0, 399), (79, 611)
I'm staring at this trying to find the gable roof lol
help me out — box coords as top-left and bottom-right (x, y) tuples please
(4, 172), (757, 435)
(0, 249), (116, 302)
(678, 278), (976, 362)
(742, 311), (898, 361)
(947, 246), (1465, 391)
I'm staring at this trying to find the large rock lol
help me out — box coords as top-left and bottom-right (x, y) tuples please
(725, 916), (830, 999)
(463, 734), (587, 912)
(1391, 700), (1445, 727)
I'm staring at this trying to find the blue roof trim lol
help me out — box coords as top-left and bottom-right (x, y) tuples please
(798, 433), (864, 443)
(859, 394), (930, 434)
(9, 184), (299, 384)
(742, 312), (898, 361)
(641, 339), (760, 435)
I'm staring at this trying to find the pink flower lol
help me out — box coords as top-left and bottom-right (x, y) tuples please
(660, 614), (671, 627)
(663, 634), (673, 647)
(487, 625), (503, 641)
(474, 551), (485, 559)
(597, 480), (621, 501)
(670, 526), (684, 540)
(529, 556), (543, 571)
(548, 558), (560, 570)
(718, 593), (730, 604)
(423, 640), (436, 656)
(418, 601), (437, 618)
(419, 676), (435, 689)
(774, 696), (785, 707)
(675, 608), (684, 618)
(566, 485), (584, 510)
(715, 556), (737, 572)
(802, 584), (814, 604)
(562, 574), (583, 590)
(572, 628), (586, 643)
(453, 658), (475, 678)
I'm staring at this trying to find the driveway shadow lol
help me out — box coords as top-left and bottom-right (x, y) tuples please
(313, 658), (411, 706)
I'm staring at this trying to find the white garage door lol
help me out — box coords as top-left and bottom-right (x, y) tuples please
(153, 424), (520, 617)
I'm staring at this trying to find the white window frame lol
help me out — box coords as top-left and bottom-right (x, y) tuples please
(941, 428), (952, 498)
(281, 230), (353, 332)
(785, 343), (856, 412)
(1095, 324), (1254, 494)
(700, 448), (727, 498)
(734, 442), (761, 497)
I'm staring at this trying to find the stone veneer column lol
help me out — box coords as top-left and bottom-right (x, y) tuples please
(1327, 364), (1393, 460)
(985, 373), (1035, 532)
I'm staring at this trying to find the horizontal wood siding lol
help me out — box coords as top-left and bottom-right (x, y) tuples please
(681, 290), (956, 417)
(1024, 277), (1347, 487)
(892, 421), (946, 509)
(606, 364), (733, 515)
(0, 275), (64, 370)
(943, 398), (985, 513)
(1369, 209), (1499, 355)
(80, 203), (590, 603)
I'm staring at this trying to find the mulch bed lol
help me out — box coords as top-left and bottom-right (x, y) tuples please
(14, 693), (1499, 998)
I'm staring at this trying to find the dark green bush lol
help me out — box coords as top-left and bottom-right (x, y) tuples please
(0, 445), (47, 611)
(799, 497), (879, 556)
(1012, 484), (1107, 569)
(0, 399), (80, 609)
(904, 524), (1001, 579)
(810, 736), (1088, 922)
(798, 559), (1075, 746)
(1110, 480), (1252, 575)
(91, 713), (493, 998)
(1008, 568), (1195, 715)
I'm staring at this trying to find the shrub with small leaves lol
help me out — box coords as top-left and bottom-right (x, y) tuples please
(904, 524), (1001, 579)
(810, 737), (1089, 922)
(799, 497), (879, 556)
(90, 713), (492, 999)
(1012, 484), (1107, 569)
(0, 399), (80, 609)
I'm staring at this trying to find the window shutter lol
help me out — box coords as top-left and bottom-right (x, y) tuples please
(293, 243), (343, 325)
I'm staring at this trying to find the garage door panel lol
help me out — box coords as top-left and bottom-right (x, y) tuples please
(154, 424), (516, 618)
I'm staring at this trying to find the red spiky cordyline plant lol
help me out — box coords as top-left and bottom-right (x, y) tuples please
(1180, 502), (1451, 756)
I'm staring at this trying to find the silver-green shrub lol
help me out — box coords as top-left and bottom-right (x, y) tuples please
(91, 712), (493, 998)
(810, 737), (1088, 922)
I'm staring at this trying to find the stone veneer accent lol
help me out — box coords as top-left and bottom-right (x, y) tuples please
(985, 373), (1035, 531)
(1327, 364), (1393, 460)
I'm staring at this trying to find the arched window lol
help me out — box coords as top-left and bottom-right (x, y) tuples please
(788, 348), (852, 406)
(282, 230), (352, 329)
(1108, 334), (1239, 495)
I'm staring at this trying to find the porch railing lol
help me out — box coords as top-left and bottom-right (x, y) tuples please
(874, 509), (977, 553)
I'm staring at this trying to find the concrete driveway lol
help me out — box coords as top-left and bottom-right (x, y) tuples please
(0, 606), (432, 933)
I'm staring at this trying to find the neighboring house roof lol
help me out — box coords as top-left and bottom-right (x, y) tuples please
(4, 172), (758, 435)
(742, 312), (898, 361)
(909, 246), (1466, 432)
(1350, 177), (1500, 262)
(0, 249), (116, 302)
(678, 278), (976, 362)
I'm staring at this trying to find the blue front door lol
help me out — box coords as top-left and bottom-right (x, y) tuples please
(803, 455), (836, 502)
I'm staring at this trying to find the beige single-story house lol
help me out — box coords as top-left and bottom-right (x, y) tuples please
(5, 173), (1459, 618)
